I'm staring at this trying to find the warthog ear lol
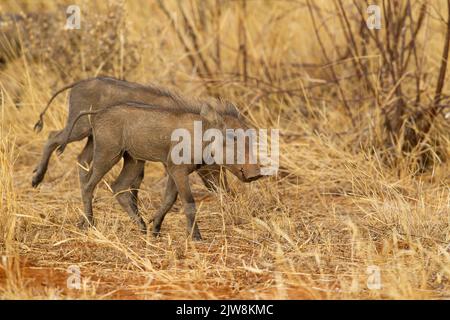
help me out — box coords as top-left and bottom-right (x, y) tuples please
(200, 102), (224, 128)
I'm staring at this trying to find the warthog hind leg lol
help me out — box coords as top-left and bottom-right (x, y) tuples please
(111, 153), (147, 234)
(32, 130), (64, 187)
(77, 136), (94, 186)
(32, 120), (90, 187)
(79, 146), (121, 230)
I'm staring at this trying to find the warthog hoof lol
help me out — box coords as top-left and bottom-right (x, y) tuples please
(138, 222), (147, 235)
(77, 217), (94, 230)
(31, 169), (44, 188)
(152, 232), (160, 238)
(152, 227), (161, 238)
(192, 231), (202, 241)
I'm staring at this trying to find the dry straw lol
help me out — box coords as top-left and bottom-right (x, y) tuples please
(0, 0), (450, 299)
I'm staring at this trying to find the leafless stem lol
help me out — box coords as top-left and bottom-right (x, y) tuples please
(306, 0), (354, 124)
(433, 0), (450, 109)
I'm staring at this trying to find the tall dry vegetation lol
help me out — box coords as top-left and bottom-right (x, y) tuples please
(0, 0), (450, 299)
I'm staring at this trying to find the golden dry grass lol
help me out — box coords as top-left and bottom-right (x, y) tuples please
(1, 0), (450, 299)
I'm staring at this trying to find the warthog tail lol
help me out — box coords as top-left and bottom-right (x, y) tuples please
(33, 81), (84, 133)
(57, 110), (101, 155)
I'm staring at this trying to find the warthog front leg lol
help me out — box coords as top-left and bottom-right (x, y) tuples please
(111, 153), (147, 233)
(152, 174), (178, 237)
(167, 164), (201, 240)
(197, 165), (230, 193)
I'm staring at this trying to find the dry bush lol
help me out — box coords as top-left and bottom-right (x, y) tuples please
(1, 0), (142, 82)
(0, 0), (450, 299)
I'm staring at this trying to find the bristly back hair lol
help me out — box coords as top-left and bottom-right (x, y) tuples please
(97, 76), (241, 119)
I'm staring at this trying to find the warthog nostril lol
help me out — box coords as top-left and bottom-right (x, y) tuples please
(247, 174), (262, 182)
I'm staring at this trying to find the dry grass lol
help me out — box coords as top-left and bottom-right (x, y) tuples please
(1, 0), (450, 299)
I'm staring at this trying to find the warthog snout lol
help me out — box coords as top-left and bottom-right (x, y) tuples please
(226, 163), (262, 183)
(241, 165), (262, 182)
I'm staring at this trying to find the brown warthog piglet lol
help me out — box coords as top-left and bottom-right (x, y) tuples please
(62, 102), (262, 240)
(32, 78), (235, 230)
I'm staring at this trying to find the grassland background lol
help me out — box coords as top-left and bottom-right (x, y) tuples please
(1, 0), (450, 299)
